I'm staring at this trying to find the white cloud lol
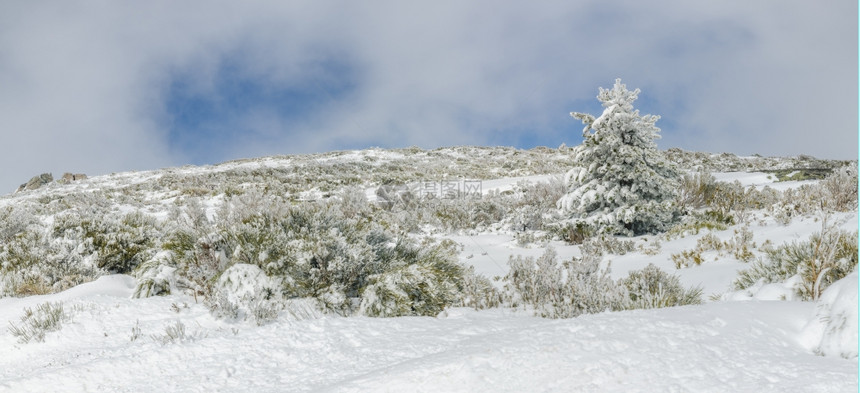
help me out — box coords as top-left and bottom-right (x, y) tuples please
(0, 1), (854, 193)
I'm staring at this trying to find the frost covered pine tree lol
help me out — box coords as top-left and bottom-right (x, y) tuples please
(558, 79), (679, 235)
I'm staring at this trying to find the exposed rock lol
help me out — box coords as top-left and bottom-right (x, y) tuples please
(16, 173), (53, 193)
(61, 173), (87, 182)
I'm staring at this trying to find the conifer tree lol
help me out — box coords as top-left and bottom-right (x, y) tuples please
(558, 79), (679, 235)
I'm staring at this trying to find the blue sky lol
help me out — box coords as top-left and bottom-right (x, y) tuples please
(163, 55), (362, 163)
(0, 1), (856, 192)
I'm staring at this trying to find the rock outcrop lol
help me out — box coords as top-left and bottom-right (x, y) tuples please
(14, 172), (87, 193)
(16, 173), (53, 193)
(61, 173), (88, 182)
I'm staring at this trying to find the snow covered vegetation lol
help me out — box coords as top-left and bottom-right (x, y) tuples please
(559, 79), (679, 236)
(0, 83), (857, 391)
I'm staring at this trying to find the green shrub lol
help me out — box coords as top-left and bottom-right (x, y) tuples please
(469, 200), (506, 229)
(97, 213), (159, 273)
(703, 209), (735, 226)
(431, 201), (471, 231)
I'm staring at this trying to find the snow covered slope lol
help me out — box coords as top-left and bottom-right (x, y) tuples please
(0, 147), (856, 392)
(0, 279), (855, 393)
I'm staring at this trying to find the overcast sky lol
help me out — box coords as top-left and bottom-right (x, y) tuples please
(0, 1), (856, 193)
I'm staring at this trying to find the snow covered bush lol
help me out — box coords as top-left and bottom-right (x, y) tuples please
(674, 170), (718, 214)
(819, 164), (858, 212)
(504, 248), (563, 309)
(671, 226), (757, 268)
(550, 221), (594, 245)
(663, 211), (731, 240)
(503, 248), (626, 318)
(621, 264), (702, 309)
(0, 229), (52, 296)
(580, 235), (636, 257)
(220, 203), (380, 302)
(510, 205), (551, 233)
(469, 200), (506, 229)
(149, 321), (205, 345)
(734, 226), (858, 300)
(689, 179), (779, 225)
(209, 198), (474, 317)
(558, 79), (679, 236)
(375, 182), (417, 211)
(359, 246), (467, 317)
(96, 212), (160, 273)
(0, 225), (97, 297)
(0, 205), (40, 243)
(205, 264), (284, 325)
(53, 211), (160, 274)
(517, 177), (567, 210)
(157, 202), (228, 299)
(428, 200), (472, 231)
(7, 301), (73, 343)
(705, 181), (753, 224)
(458, 268), (501, 310)
(799, 272), (858, 358)
(161, 228), (228, 299)
(132, 252), (179, 298)
(725, 226), (757, 262)
(768, 166), (857, 222)
(512, 177), (566, 232)
(123, 190), (485, 318)
(552, 255), (627, 318)
(670, 249), (704, 269)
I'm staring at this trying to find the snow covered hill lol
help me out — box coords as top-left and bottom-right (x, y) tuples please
(0, 146), (856, 392)
(0, 276), (855, 392)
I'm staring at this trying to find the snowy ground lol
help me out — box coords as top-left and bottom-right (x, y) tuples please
(449, 212), (858, 297)
(0, 276), (856, 393)
(0, 166), (857, 392)
(710, 171), (817, 191)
